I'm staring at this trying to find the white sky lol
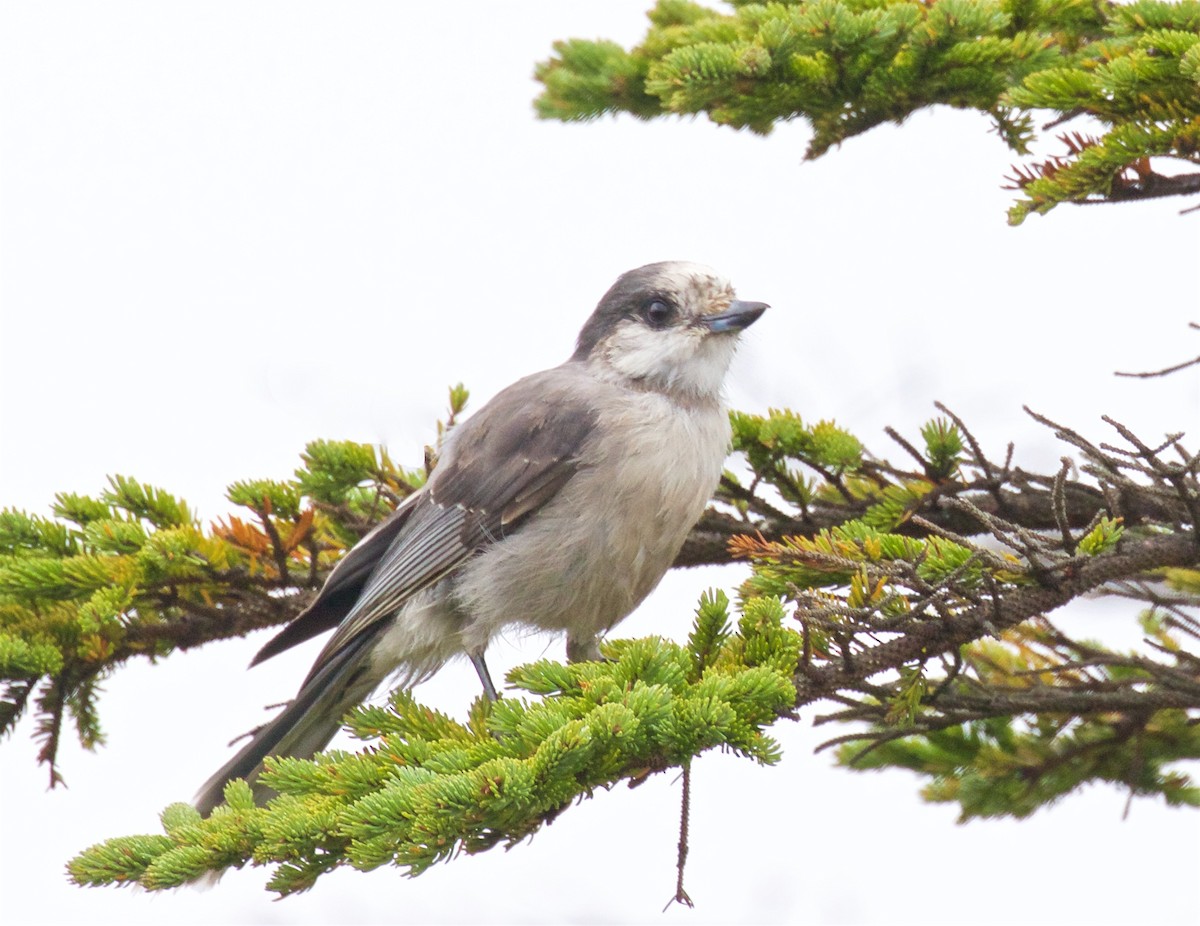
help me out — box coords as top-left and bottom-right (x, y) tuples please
(2, 4), (1198, 925)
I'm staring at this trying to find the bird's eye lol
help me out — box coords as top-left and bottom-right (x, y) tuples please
(642, 299), (675, 327)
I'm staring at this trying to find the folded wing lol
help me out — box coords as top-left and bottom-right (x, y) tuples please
(252, 369), (601, 686)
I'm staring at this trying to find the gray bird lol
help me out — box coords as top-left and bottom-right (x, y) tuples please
(194, 261), (766, 814)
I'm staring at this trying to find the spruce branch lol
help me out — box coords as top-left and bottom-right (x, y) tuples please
(68, 603), (801, 894)
(785, 530), (1198, 706)
(3, 392), (1197, 891)
(534, 0), (1200, 221)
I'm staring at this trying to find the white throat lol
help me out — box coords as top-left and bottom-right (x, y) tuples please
(594, 323), (738, 402)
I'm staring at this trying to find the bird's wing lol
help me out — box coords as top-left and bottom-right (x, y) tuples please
(258, 368), (601, 684)
(249, 499), (420, 666)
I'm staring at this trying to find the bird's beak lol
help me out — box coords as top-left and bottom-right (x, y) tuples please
(702, 300), (769, 333)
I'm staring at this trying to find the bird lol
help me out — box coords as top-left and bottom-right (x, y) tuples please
(194, 260), (767, 814)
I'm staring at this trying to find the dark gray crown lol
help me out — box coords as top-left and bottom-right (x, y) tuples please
(572, 261), (721, 361)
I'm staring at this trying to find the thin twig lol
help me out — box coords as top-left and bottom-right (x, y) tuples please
(1042, 108), (1084, 130)
(1024, 407), (1123, 477)
(885, 426), (930, 474)
(1115, 354), (1200, 379)
(936, 401), (997, 488)
(1053, 458), (1076, 554)
(664, 763), (694, 911)
(718, 474), (796, 524)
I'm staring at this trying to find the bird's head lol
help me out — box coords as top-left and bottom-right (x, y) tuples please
(572, 261), (767, 401)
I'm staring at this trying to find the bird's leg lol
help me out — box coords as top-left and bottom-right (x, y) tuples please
(566, 633), (602, 663)
(469, 650), (499, 702)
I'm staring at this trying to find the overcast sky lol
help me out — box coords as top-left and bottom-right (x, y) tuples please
(2, 4), (1198, 925)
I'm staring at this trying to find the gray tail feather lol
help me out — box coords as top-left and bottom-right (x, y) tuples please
(194, 628), (384, 816)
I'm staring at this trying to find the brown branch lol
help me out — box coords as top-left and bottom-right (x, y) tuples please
(921, 686), (1200, 716)
(884, 427), (930, 474)
(1052, 458), (1076, 554)
(121, 588), (311, 656)
(1116, 354), (1200, 379)
(673, 473), (1184, 568)
(935, 402), (999, 490)
(1105, 169), (1200, 203)
(789, 531), (1200, 709)
(256, 511), (291, 586)
(665, 764), (694, 911)
(717, 474), (796, 525)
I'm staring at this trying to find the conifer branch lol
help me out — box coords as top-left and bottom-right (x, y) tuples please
(3, 390), (1197, 893)
(68, 599), (802, 894)
(534, 0), (1200, 222)
(787, 529), (1199, 706)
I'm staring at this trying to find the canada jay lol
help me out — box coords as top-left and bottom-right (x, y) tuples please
(194, 261), (766, 814)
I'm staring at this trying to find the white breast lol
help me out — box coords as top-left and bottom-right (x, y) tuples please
(453, 386), (730, 649)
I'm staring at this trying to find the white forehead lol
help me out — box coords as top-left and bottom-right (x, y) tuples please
(648, 261), (733, 309)
(652, 260), (724, 289)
